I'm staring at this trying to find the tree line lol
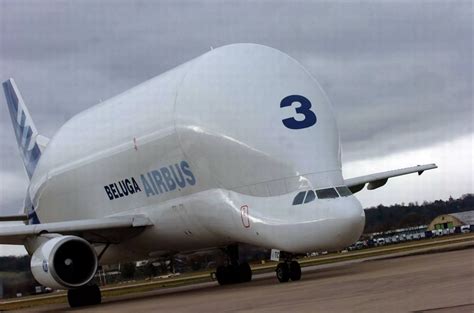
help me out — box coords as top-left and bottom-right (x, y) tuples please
(363, 193), (473, 233)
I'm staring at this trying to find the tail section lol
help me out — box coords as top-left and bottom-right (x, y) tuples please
(2, 78), (47, 179)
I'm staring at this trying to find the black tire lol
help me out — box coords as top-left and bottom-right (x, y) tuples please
(228, 265), (240, 284)
(67, 284), (101, 308)
(67, 289), (81, 308)
(276, 262), (290, 283)
(238, 262), (252, 283)
(289, 261), (301, 281)
(216, 265), (228, 285)
(87, 284), (102, 305)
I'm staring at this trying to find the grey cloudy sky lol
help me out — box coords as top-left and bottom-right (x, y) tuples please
(0, 0), (472, 217)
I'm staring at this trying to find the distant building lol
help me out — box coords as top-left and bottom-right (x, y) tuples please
(428, 210), (474, 230)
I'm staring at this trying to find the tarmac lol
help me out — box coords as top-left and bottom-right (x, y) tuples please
(10, 246), (474, 313)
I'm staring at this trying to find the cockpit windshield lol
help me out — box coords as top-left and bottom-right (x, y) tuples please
(292, 186), (351, 205)
(315, 188), (339, 199)
(304, 190), (316, 203)
(336, 186), (352, 197)
(292, 191), (306, 205)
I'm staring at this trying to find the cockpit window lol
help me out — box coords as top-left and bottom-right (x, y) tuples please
(304, 190), (316, 203)
(316, 188), (339, 199)
(293, 191), (306, 205)
(336, 186), (352, 197)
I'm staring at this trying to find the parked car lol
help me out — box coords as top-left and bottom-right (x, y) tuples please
(355, 241), (365, 250)
(460, 225), (471, 234)
(391, 235), (399, 243)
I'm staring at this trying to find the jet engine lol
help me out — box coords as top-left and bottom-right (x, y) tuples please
(30, 235), (98, 289)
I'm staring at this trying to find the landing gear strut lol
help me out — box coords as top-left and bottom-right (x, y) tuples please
(215, 245), (252, 285)
(67, 284), (101, 307)
(275, 254), (301, 283)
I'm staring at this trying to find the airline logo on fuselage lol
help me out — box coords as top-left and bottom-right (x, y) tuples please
(104, 160), (196, 200)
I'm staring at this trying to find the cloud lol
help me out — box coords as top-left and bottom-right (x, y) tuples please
(343, 133), (473, 208)
(0, 171), (28, 215)
(304, 51), (472, 161)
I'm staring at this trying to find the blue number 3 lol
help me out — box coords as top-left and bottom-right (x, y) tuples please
(280, 95), (317, 129)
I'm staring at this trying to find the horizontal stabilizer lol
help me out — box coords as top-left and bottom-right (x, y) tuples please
(344, 163), (437, 194)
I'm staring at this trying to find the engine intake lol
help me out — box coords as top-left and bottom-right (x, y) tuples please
(31, 235), (98, 289)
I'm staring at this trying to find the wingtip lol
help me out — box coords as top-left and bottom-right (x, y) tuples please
(417, 163), (438, 175)
(418, 163), (438, 169)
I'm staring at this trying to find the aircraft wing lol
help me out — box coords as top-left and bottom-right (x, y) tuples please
(344, 163), (437, 194)
(0, 214), (153, 245)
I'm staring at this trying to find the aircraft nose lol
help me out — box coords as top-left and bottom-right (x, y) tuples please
(266, 195), (366, 253)
(337, 196), (365, 247)
(348, 196), (365, 224)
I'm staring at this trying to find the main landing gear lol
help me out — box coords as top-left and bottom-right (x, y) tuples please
(215, 245), (252, 285)
(67, 283), (102, 307)
(275, 251), (301, 283)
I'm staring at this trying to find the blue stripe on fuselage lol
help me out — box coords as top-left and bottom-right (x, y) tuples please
(24, 193), (40, 225)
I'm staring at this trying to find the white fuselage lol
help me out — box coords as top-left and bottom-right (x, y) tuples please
(25, 44), (365, 263)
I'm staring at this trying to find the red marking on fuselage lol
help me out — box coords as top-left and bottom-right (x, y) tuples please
(133, 137), (138, 151)
(241, 205), (250, 228)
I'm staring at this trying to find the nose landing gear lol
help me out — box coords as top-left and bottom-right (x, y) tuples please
(275, 253), (301, 283)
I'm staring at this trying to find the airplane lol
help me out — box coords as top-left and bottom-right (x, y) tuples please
(0, 43), (436, 307)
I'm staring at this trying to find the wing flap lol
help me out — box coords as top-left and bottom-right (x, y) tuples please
(0, 215), (153, 245)
(345, 163), (437, 194)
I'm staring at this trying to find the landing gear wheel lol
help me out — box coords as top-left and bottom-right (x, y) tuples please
(238, 262), (252, 282)
(289, 261), (301, 281)
(276, 262), (290, 283)
(215, 245), (253, 285)
(216, 265), (230, 285)
(67, 284), (102, 308)
(228, 265), (240, 284)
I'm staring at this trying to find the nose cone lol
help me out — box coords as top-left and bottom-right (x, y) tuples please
(271, 196), (365, 253)
(335, 196), (365, 248)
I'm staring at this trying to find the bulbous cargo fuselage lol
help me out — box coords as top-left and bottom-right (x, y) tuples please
(26, 44), (364, 258)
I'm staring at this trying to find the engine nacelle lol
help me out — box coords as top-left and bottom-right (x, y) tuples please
(31, 235), (98, 289)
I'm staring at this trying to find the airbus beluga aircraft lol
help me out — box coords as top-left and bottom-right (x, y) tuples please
(0, 43), (436, 307)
